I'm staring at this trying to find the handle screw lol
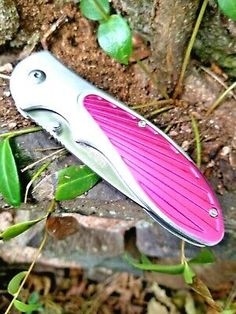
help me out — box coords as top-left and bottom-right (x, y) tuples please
(209, 208), (218, 218)
(138, 120), (146, 128)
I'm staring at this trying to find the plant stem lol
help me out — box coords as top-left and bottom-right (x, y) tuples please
(180, 240), (186, 264)
(21, 148), (66, 172)
(173, 0), (209, 99)
(4, 230), (48, 314)
(0, 126), (42, 139)
(94, 0), (109, 20)
(144, 105), (173, 118)
(47, 199), (56, 215)
(191, 114), (201, 168)
(206, 81), (236, 116)
(24, 161), (51, 203)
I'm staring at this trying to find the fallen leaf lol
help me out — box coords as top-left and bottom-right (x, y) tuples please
(191, 277), (222, 312)
(147, 298), (169, 314)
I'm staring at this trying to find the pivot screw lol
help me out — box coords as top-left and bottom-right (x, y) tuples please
(209, 208), (218, 218)
(28, 70), (46, 84)
(52, 122), (62, 135)
(138, 120), (146, 128)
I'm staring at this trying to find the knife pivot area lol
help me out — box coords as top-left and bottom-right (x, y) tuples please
(28, 69), (46, 84)
(9, 51), (225, 246)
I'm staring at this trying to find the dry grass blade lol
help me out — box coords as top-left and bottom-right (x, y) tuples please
(190, 277), (222, 312)
(144, 105), (173, 118)
(206, 81), (236, 116)
(24, 161), (51, 203)
(21, 148), (66, 172)
(191, 114), (201, 168)
(200, 66), (236, 101)
(173, 0), (209, 99)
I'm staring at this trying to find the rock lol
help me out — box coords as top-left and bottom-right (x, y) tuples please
(219, 159), (236, 191)
(229, 150), (236, 168)
(111, 0), (200, 90)
(0, 0), (19, 46)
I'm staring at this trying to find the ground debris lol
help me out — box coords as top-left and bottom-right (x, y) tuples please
(0, 268), (234, 314)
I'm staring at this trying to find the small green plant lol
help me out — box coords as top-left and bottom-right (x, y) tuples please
(125, 247), (222, 311)
(0, 138), (21, 207)
(125, 248), (215, 285)
(80, 0), (132, 64)
(218, 0), (236, 21)
(0, 127), (100, 313)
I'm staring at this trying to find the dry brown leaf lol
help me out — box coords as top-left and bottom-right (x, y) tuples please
(151, 282), (180, 314)
(147, 298), (169, 314)
(27, 273), (51, 295)
(190, 277), (222, 313)
(185, 292), (197, 314)
(46, 216), (79, 239)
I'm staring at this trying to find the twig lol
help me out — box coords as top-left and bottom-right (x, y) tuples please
(34, 146), (63, 152)
(200, 66), (236, 101)
(41, 14), (68, 50)
(21, 148), (66, 172)
(0, 73), (11, 80)
(206, 81), (236, 116)
(180, 240), (186, 264)
(144, 105), (173, 118)
(0, 127), (42, 139)
(4, 230), (48, 314)
(24, 161), (51, 203)
(191, 114), (201, 168)
(163, 124), (173, 134)
(173, 0), (209, 99)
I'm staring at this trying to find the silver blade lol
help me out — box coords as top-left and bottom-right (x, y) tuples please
(25, 109), (204, 246)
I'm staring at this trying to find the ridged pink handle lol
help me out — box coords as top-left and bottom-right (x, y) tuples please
(84, 94), (224, 245)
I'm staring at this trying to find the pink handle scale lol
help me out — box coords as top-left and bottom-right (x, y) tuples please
(83, 94), (224, 245)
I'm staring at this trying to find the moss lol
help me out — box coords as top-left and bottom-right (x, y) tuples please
(0, 0), (19, 46)
(194, 4), (236, 76)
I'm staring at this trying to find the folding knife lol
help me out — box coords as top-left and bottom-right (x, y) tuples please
(9, 51), (224, 246)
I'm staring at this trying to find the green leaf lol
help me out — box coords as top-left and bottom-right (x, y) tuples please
(27, 292), (44, 314)
(124, 254), (185, 274)
(13, 300), (41, 312)
(140, 254), (152, 265)
(0, 138), (21, 207)
(55, 165), (100, 201)
(80, 0), (110, 21)
(218, 0), (236, 21)
(0, 216), (45, 241)
(183, 262), (196, 284)
(8, 271), (27, 296)
(98, 15), (132, 64)
(189, 248), (215, 265)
